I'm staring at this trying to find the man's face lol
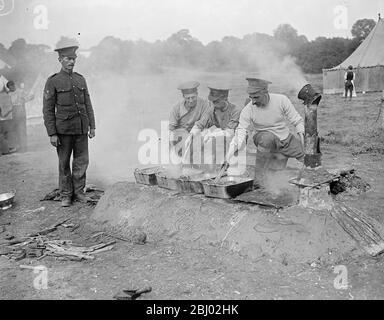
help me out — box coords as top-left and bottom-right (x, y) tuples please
(212, 99), (227, 110)
(59, 56), (76, 72)
(249, 91), (269, 107)
(184, 93), (198, 108)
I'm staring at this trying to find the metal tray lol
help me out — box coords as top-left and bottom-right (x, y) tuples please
(134, 167), (161, 185)
(202, 177), (254, 199)
(155, 171), (180, 190)
(0, 191), (16, 210)
(177, 173), (218, 194)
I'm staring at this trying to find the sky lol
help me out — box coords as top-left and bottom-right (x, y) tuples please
(0, 0), (384, 49)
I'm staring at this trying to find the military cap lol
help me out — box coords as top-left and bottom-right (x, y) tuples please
(208, 86), (231, 102)
(54, 40), (79, 58)
(177, 81), (200, 94)
(246, 77), (272, 94)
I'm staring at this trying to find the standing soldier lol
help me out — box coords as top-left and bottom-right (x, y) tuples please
(7, 81), (34, 152)
(43, 44), (96, 207)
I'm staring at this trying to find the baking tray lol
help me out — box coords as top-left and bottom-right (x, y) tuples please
(177, 173), (218, 194)
(155, 171), (180, 190)
(134, 167), (161, 185)
(202, 176), (254, 199)
(0, 191), (16, 210)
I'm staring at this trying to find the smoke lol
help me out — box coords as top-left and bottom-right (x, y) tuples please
(241, 40), (308, 94)
(79, 34), (308, 187)
(85, 68), (211, 186)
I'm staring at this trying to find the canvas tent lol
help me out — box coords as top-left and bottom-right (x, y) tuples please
(323, 17), (384, 94)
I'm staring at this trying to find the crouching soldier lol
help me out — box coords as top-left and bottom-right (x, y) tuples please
(224, 78), (305, 187)
(168, 81), (211, 160)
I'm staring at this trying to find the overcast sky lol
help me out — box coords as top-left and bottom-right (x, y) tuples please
(1, 0), (383, 49)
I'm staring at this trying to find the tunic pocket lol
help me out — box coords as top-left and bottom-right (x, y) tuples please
(73, 85), (86, 104)
(57, 86), (73, 106)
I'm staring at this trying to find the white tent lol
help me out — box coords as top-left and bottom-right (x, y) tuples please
(323, 17), (384, 94)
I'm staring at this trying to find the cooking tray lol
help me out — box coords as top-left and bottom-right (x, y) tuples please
(202, 177), (254, 199)
(177, 173), (218, 194)
(155, 171), (180, 190)
(0, 191), (16, 210)
(134, 167), (161, 185)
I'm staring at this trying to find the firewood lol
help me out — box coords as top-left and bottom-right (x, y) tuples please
(331, 202), (384, 256)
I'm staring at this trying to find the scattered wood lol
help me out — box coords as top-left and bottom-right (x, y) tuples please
(27, 218), (71, 237)
(331, 202), (384, 256)
(91, 245), (115, 255)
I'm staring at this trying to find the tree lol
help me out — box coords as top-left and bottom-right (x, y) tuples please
(351, 19), (376, 42)
(273, 24), (308, 54)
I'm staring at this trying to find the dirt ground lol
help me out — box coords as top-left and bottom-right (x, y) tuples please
(1, 77), (384, 300)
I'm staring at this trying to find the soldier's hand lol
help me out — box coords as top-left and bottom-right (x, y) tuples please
(89, 129), (96, 139)
(220, 161), (230, 172)
(50, 135), (60, 147)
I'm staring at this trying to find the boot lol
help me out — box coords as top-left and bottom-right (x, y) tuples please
(61, 197), (72, 207)
(73, 193), (90, 203)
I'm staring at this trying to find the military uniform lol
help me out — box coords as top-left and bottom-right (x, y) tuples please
(43, 47), (95, 201)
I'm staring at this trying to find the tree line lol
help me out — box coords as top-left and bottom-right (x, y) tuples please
(0, 18), (377, 88)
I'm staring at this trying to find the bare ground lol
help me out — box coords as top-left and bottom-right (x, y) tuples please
(1, 88), (384, 300)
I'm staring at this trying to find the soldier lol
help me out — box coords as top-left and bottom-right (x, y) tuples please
(7, 81), (34, 152)
(168, 81), (211, 158)
(224, 78), (304, 187)
(43, 44), (96, 207)
(199, 86), (241, 166)
(202, 86), (241, 140)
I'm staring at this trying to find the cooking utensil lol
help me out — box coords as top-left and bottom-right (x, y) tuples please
(0, 191), (16, 210)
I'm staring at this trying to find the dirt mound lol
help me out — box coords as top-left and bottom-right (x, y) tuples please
(91, 182), (363, 265)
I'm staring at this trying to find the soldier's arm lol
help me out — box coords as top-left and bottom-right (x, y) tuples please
(169, 104), (179, 131)
(42, 79), (57, 136)
(226, 106), (241, 131)
(192, 100), (213, 131)
(226, 106), (251, 163)
(84, 79), (96, 130)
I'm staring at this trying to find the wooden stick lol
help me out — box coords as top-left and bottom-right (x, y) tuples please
(91, 245), (114, 254)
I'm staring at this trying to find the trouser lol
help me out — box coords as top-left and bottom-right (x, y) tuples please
(13, 117), (27, 152)
(0, 121), (10, 155)
(253, 131), (304, 185)
(345, 82), (353, 99)
(13, 106), (27, 152)
(56, 134), (89, 199)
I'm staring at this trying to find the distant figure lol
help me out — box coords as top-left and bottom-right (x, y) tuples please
(7, 81), (34, 152)
(0, 85), (17, 156)
(43, 43), (96, 207)
(168, 81), (211, 157)
(344, 65), (355, 100)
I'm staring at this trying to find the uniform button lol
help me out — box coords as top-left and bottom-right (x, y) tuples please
(78, 111), (81, 114)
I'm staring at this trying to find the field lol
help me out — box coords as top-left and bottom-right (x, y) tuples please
(1, 72), (384, 300)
